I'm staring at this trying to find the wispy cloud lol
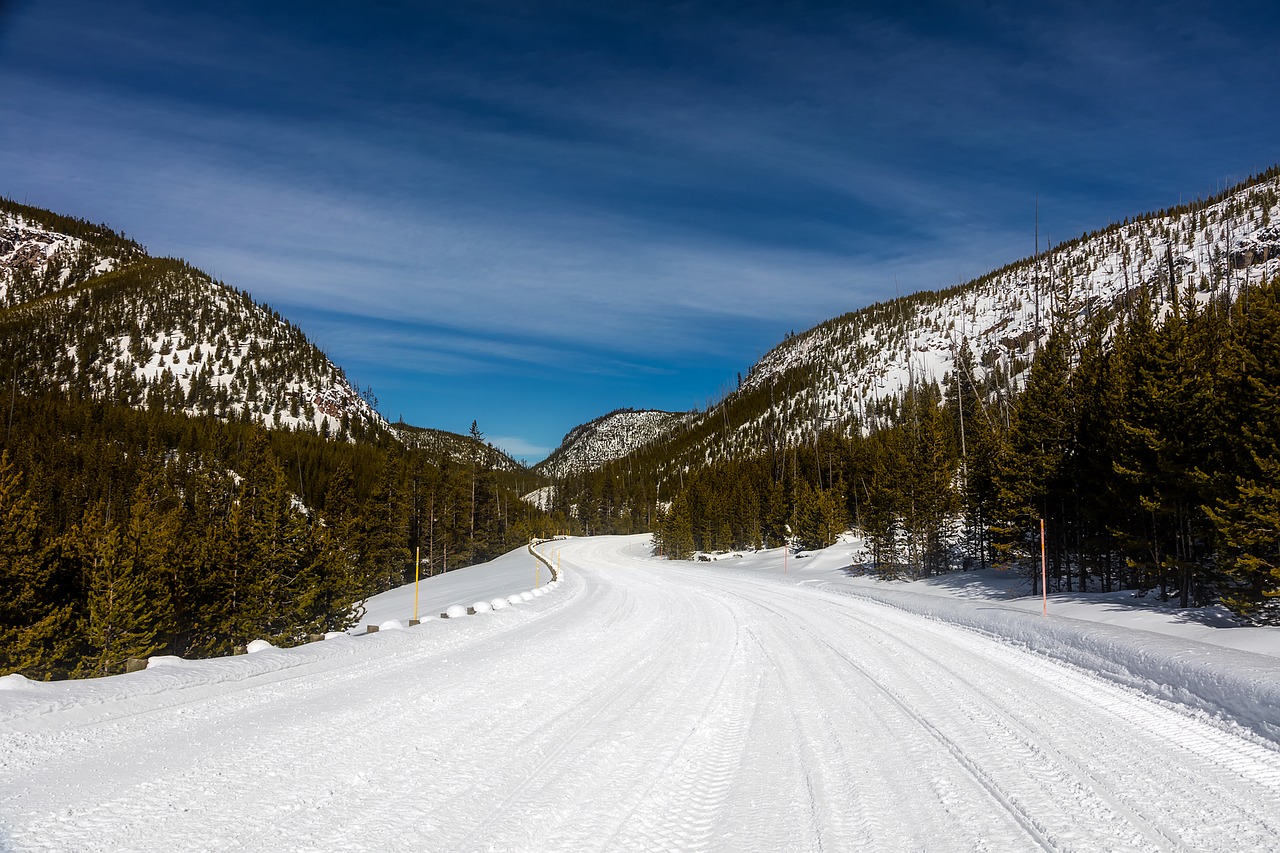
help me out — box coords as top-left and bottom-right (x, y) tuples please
(4, 0), (1278, 452)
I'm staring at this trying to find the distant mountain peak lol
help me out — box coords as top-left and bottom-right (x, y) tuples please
(534, 408), (692, 478)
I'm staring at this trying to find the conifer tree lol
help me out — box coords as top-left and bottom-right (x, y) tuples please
(991, 329), (1072, 591)
(1203, 276), (1280, 620)
(655, 492), (695, 559)
(899, 388), (958, 578)
(0, 451), (77, 678)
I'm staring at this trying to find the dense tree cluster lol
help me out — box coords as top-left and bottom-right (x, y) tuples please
(0, 198), (561, 680)
(646, 276), (1280, 623)
(0, 394), (552, 679)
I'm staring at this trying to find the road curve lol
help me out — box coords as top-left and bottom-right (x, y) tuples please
(1, 534), (1278, 852)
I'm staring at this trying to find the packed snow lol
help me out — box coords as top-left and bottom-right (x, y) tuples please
(351, 544), (553, 629)
(1, 535), (1277, 852)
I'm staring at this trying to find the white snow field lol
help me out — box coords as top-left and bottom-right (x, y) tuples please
(351, 543), (556, 631)
(2, 536), (1280, 852)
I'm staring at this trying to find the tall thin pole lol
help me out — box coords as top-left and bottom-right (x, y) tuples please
(413, 545), (421, 622)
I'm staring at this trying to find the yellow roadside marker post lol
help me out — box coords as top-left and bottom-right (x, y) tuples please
(413, 545), (421, 623)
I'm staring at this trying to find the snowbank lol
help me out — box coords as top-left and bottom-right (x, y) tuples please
(825, 584), (1280, 741)
(671, 533), (1280, 741)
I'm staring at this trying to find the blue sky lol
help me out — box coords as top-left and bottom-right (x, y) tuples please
(2, 0), (1278, 462)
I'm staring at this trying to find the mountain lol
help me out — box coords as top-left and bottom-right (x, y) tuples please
(0, 198), (386, 437)
(627, 168), (1280, 476)
(391, 421), (525, 472)
(533, 408), (692, 479)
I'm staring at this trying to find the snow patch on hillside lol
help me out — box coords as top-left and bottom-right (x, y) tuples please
(535, 409), (691, 477)
(0, 212), (125, 306)
(733, 176), (1280, 445)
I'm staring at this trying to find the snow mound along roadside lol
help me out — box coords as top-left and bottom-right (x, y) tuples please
(829, 583), (1280, 742)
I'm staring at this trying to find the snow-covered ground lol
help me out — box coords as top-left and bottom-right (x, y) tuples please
(352, 544), (556, 631)
(1, 535), (1278, 852)
(700, 534), (1280, 659)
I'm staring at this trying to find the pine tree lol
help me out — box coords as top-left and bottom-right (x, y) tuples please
(899, 388), (958, 578)
(0, 451), (77, 678)
(990, 329), (1072, 592)
(75, 505), (144, 675)
(655, 491), (695, 559)
(1203, 276), (1280, 620)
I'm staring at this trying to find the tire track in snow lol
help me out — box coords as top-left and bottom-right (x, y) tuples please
(693, 569), (1280, 853)
(600, 638), (755, 852)
(700, 581), (1050, 852)
(422, 566), (748, 852)
(789, 589), (1280, 852)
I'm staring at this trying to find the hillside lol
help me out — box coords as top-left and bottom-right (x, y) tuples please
(0, 200), (145, 306)
(637, 169), (1280, 475)
(533, 408), (692, 479)
(391, 421), (525, 473)
(0, 198), (385, 437)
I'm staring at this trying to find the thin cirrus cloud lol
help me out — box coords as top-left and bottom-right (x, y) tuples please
(2, 0), (1279, 459)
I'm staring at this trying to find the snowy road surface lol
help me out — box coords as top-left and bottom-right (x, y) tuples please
(3, 535), (1280, 852)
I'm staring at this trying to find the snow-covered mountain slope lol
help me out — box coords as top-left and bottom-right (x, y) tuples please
(654, 169), (1280, 469)
(0, 200), (385, 436)
(748, 171), (1280, 435)
(1, 202), (144, 307)
(391, 422), (524, 472)
(534, 408), (692, 478)
(2, 535), (1277, 851)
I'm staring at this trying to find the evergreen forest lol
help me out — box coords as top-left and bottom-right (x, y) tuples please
(638, 275), (1280, 623)
(0, 393), (555, 679)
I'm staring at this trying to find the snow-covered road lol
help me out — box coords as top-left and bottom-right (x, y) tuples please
(3, 535), (1279, 852)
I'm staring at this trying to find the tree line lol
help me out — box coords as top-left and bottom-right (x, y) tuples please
(651, 275), (1280, 623)
(0, 394), (554, 679)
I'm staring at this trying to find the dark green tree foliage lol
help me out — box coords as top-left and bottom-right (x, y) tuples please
(1203, 277), (1280, 618)
(0, 452), (78, 676)
(990, 329), (1073, 592)
(0, 394), (551, 679)
(652, 445), (849, 560)
(642, 275), (1280, 623)
(851, 386), (959, 579)
(1105, 291), (1215, 604)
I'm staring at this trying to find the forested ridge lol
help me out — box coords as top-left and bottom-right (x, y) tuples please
(643, 273), (1280, 622)
(0, 198), (555, 680)
(6, 164), (1280, 681)
(544, 271), (1280, 623)
(0, 393), (553, 679)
